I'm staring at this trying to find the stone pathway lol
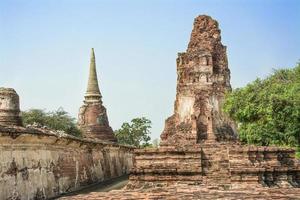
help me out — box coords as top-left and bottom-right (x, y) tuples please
(58, 176), (128, 199)
(59, 185), (300, 200)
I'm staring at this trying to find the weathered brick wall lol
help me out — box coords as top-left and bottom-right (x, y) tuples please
(0, 126), (134, 200)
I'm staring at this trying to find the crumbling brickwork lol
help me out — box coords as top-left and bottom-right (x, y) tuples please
(160, 15), (237, 146)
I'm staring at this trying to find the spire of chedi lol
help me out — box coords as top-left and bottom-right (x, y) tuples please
(160, 15), (237, 146)
(78, 48), (117, 142)
(85, 48), (102, 102)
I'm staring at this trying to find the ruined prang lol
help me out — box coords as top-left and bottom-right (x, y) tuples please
(0, 88), (22, 126)
(161, 15), (237, 146)
(128, 15), (300, 190)
(78, 48), (117, 142)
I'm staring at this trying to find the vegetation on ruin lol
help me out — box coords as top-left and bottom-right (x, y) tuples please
(21, 108), (82, 137)
(114, 117), (152, 147)
(223, 63), (300, 154)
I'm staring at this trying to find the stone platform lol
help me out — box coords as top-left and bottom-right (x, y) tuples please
(129, 146), (202, 183)
(127, 143), (300, 190)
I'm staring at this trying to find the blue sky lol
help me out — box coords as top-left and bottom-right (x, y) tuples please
(1, 0), (299, 140)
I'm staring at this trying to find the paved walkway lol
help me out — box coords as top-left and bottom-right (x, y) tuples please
(57, 176), (128, 199)
(59, 184), (300, 200)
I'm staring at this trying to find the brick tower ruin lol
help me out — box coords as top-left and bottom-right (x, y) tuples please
(78, 48), (117, 142)
(160, 15), (237, 146)
(128, 15), (300, 189)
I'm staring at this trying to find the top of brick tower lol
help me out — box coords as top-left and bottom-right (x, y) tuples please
(85, 48), (102, 103)
(187, 15), (221, 53)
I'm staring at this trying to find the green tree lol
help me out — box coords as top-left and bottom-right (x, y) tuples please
(114, 117), (152, 147)
(223, 63), (300, 149)
(22, 107), (81, 137)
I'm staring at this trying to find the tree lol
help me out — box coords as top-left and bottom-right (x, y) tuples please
(114, 117), (152, 147)
(223, 63), (300, 149)
(22, 107), (82, 137)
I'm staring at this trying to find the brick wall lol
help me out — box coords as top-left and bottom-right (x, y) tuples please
(0, 126), (134, 200)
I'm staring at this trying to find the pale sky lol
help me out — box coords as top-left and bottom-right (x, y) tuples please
(1, 0), (299, 140)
